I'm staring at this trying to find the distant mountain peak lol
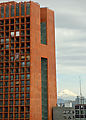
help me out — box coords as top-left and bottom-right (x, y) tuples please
(58, 89), (77, 100)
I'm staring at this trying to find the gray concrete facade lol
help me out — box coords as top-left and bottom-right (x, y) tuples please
(53, 106), (75, 120)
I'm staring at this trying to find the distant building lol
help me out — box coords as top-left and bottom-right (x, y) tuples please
(64, 101), (73, 107)
(53, 106), (75, 120)
(75, 104), (86, 120)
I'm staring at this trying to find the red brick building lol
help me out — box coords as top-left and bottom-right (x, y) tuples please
(0, 1), (57, 120)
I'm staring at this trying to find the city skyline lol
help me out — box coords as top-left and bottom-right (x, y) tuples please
(1, 0), (86, 96)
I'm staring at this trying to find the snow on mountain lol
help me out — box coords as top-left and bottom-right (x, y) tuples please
(58, 89), (77, 100)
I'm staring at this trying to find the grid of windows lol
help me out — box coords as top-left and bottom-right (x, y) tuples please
(0, 2), (30, 18)
(41, 58), (48, 120)
(0, 2), (30, 120)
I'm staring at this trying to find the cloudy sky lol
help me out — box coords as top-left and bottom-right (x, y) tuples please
(1, 0), (86, 97)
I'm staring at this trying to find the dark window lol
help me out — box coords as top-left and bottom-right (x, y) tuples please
(16, 4), (19, 16)
(11, 5), (14, 17)
(1, 7), (4, 18)
(26, 3), (30, 15)
(41, 22), (47, 44)
(41, 58), (48, 120)
(5, 113), (8, 118)
(6, 5), (9, 17)
(21, 3), (24, 16)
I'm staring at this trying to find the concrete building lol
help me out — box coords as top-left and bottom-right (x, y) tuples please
(0, 1), (57, 120)
(64, 101), (73, 108)
(75, 104), (86, 120)
(53, 106), (75, 120)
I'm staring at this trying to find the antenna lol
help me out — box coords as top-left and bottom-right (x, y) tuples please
(79, 76), (82, 97)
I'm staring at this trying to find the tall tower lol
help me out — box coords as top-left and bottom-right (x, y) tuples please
(0, 1), (57, 120)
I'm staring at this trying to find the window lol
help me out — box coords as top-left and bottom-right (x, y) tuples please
(16, 68), (19, 73)
(11, 69), (14, 73)
(11, 32), (14, 37)
(10, 100), (13, 105)
(6, 38), (9, 43)
(16, 37), (19, 42)
(15, 94), (19, 99)
(26, 81), (30, 85)
(16, 31), (19, 36)
(11, 75), (14, 80)
(5, 113), (8, 118)
(21, 100), (24, 105)
(0, 20), (4, 25)
(15, 113), (18, 118)
(5, 101), (8, 105)
(26, 106), (30, 112)
(5, 75), (9, 80)
(6, 44), (9, 49)
(0, 101), (3, 105)
(21, 75), (24, 80)
(11, 38), (14, 43)
(27, 62), (30, 67)
(5, 94), (8, 99)
(16, 4), (19, 16)
(11, 56), (14, 61)
(11, 5), (14, 17)
(11, 26), (14, 30)
(10, 113), (13, 118)
(26, 100), (30, 105)
(16, 87), (19, 92)
(41, 58), (48, 120)
(0, 88), (3, 93)
(10, 107), (13, 112)
(11, 82), (14, 86)
(21, 3), (24, 16)
(16, 18), (19, 23)
(21, 87), (24, 92)
(11, 88), (13, 92)
(5, 82), (8, 86)
(0, 95), (3, 99)
(10, 94), (13, 99)
(16, 75), (19, 80)
(1, 6), (4, 18)
(26, 87), (30, 92)
(16, 25), (19, 30)
(21, 81), (24, 86)
(27, 68), (30, 73)
(21, 68), (24, 73)
(26, 43), (30, 47)
(15, 100), (19, 105)
(26, 113), (30, 118)
(26, 17), (30, 22)
(5, 107), (8, 112)
(1, 76), (3, 80)
(11, 63), (14, 67)
(26, 30), (30, 35)
(0, 82), (3, 87)
(27, 74), (30, 79)
(0, 108), (2, 112)
(21, 24), (24, 29)
(20, 113), (24, 118)
(26, 3), (30, 15)
(1, 39), (4, 43)
(21, 94), (24, 98)
(41, 22), (47, 44)
(21, 18), (24, 23)
(15, 107), (18, 112)
(26, 93), (30, 98)
(6, 5), (9, 17)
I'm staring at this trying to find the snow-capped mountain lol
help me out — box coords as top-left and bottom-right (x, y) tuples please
(58, 89), (77, 100)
